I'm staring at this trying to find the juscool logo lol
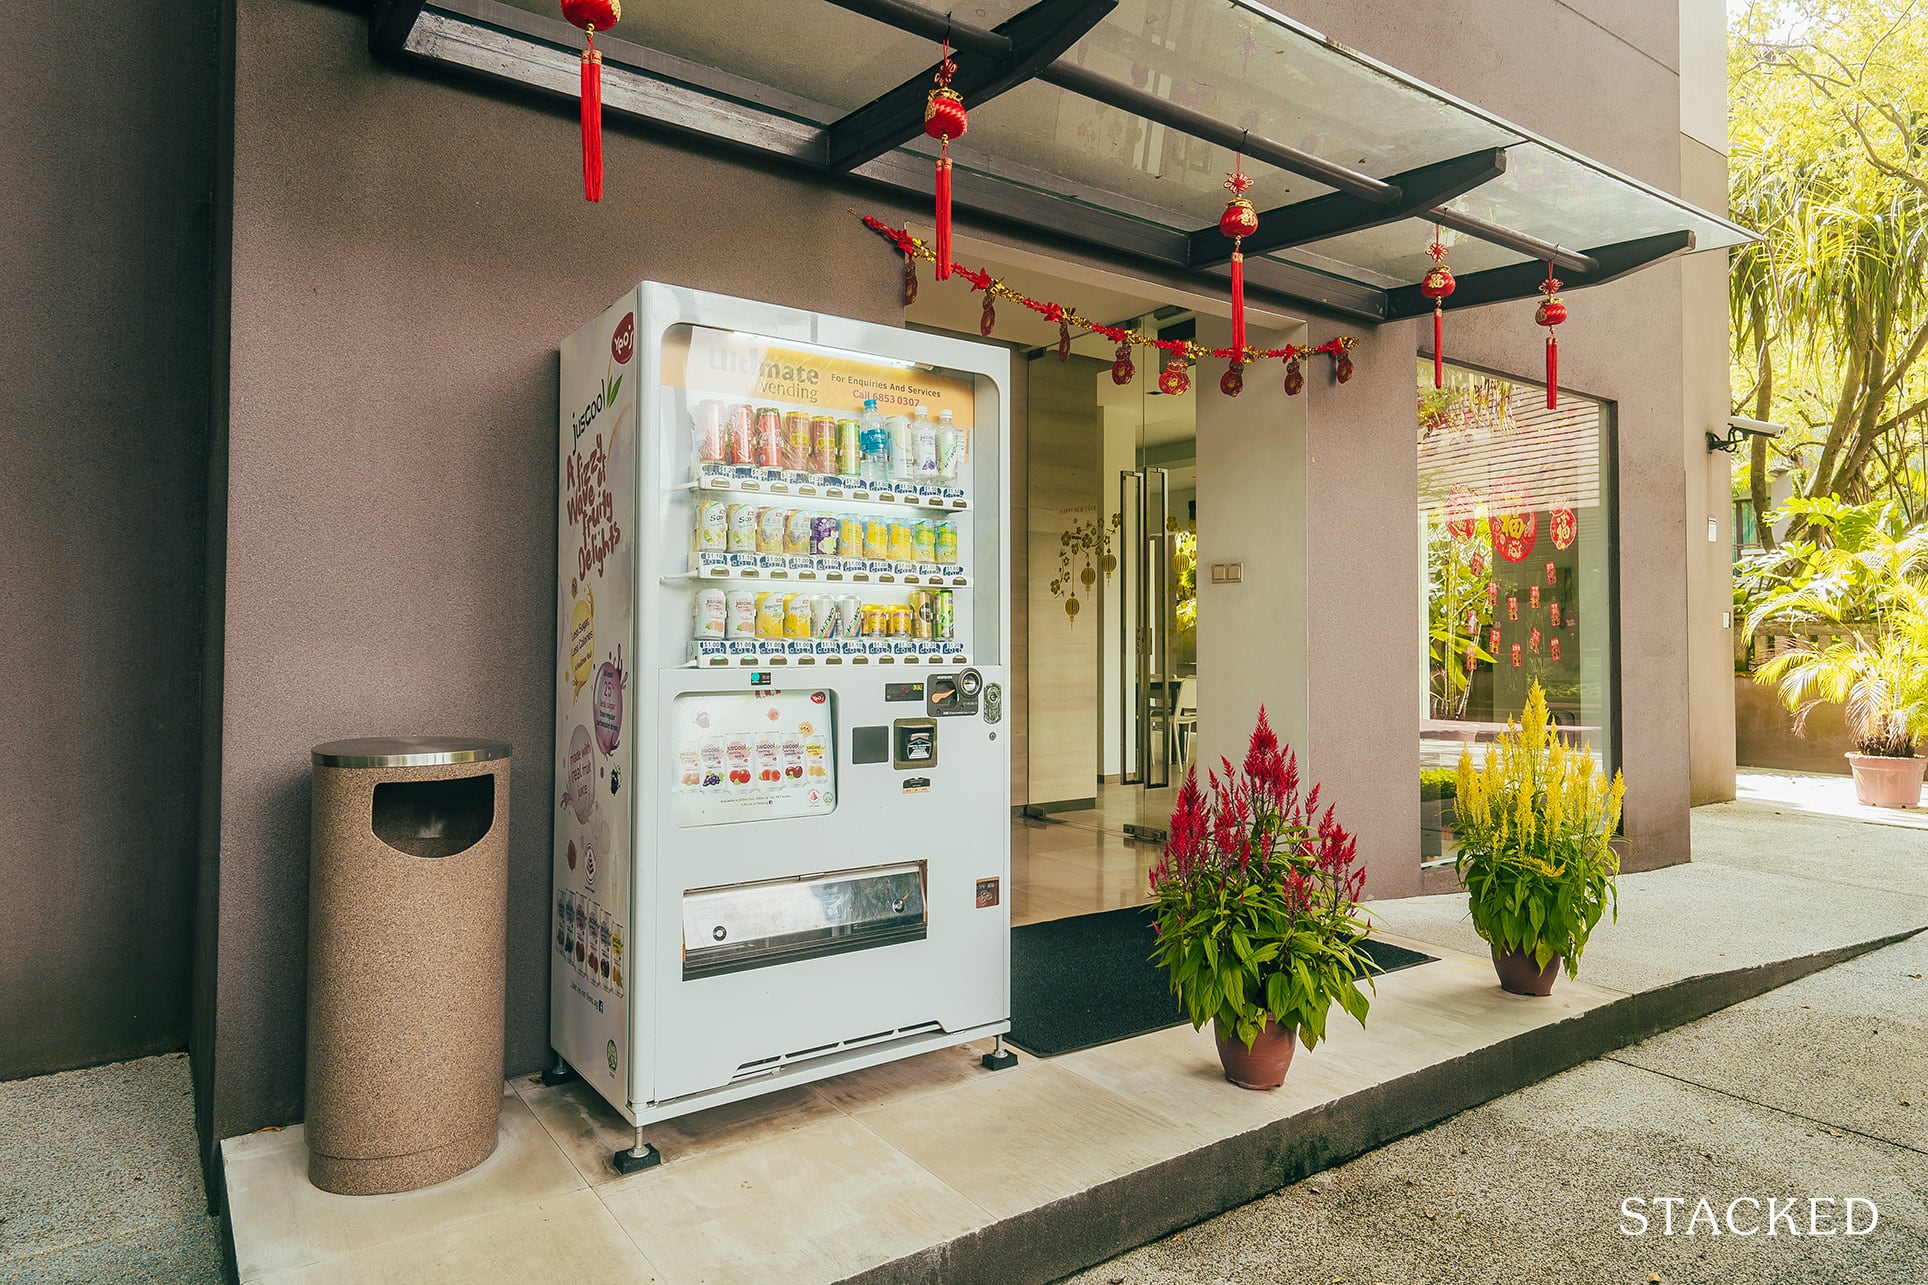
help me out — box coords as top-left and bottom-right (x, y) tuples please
(572, 373), (623, 447)
(612, 313), (635, 365)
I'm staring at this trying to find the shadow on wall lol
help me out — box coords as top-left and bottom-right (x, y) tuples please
(1734, 675), (1852, 776)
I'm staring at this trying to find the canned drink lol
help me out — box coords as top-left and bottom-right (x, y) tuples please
(754, 407), (784, 469)
(785, 508), (814, 556)
(838, 420), (862, 476)
(912, 520), (937, 564)
(726, 503), (759, 552)
(757, 506), (789, 554)
(888, 602), (912, 637)
(934, 520), (959, 564)
(815, 595), (841, 639)
(692, 587), (726, 639)
(888, 519), (915, 564)
(754, 592), (785, 640)
(863, 515), (890, 560)
(836, 595), (861, 637)
(694, 400), (727, 463)
(839, 514), (865, 558)
(811, 416), (839, 473)
(936, 588), (955, 640)
(694, 500), (729, 552)
(783, 593), (814, 638)
(726, 404), (756, 465)
(726, 589), (758, 638)
(783, 412), (813, 472)
(860, 603), (887, 637)
(909, 590), (934, 639)
(809, 514), (840, 558)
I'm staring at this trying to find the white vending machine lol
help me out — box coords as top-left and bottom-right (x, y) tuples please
(553, 283), (1013, 1171)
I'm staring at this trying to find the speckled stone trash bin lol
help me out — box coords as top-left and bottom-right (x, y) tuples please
(305, 737), (511, 1195)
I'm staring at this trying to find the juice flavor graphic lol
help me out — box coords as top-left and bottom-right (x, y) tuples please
(783, 593), (814, 639)
(677, 742), (702, 790)
(754, 593), (785, 639)
(724, 736), (754, 788)
(804, 734), (828, 780)
(575, 901), (587, 965)
(693, 501), (728, 552)
(599, 912), (613, 982)
(699, 738), (726, 789)
(753, 734), (784, 787)
(780, 733), (805, 782)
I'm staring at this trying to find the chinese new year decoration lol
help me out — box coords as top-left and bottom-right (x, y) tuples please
(1549, 504), (1577, 550)
(1419, 225), (1455, 389)
(1219, 156), (1259, 357)
(1487, 475), (1538, 563)
(859, 215), (1356, 397)
(1049, 509), (1122, 624)
(1534, 265), (1566, 409)
(560, 0), (620, 202)
(923, 38), (968, 280)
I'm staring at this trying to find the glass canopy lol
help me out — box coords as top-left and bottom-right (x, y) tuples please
(415, 0), (1749, 318)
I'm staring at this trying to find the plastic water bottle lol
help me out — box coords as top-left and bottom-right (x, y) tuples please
(935, 409), (962, 482)
(910, 405), (939, 480)
(858, 398), (891, 484)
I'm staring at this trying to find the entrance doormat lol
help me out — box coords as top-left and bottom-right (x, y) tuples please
(1007, 905), (1437, 1058)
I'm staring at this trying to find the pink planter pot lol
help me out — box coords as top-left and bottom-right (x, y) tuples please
(1213, 1017), (1297, 1090)
(1491, 946), (1561, 996)
(1845, 754), (1927, 808)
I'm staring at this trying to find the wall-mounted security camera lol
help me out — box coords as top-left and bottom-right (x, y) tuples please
(1706, 416), (1786, 454)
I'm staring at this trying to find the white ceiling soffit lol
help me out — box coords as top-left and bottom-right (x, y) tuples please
(385, 0), (1752, 323)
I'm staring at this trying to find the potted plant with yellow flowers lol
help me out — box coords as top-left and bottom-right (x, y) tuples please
(1149, 708), (1374, 1089)
(1454, 681), (1624, 996)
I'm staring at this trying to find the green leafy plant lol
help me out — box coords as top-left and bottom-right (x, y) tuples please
(1149, 709), (1372, 1051)
(1454, 682), (1625, 976)
(1419, 767), (1459, 800)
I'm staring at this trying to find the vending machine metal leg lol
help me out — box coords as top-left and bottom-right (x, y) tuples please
(539, 1053), (576, 1087)
(981, 1034), (1018, 1071)
(612, 1128), (662, 1175)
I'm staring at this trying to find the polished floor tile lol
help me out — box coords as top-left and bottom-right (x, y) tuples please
(598, 1115), (989, 1284)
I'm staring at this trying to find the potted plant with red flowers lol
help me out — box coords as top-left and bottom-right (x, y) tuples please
(1148, 708), (1374, 1090)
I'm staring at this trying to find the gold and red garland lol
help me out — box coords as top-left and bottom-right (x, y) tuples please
(560, 0), (620, 202)
(860, 215), (1356, 396)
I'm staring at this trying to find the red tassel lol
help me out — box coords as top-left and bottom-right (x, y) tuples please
(1229, 249), (1246, 358)
(1546, 334), (1559, 409)
(580, 33), (603, 202)
(934, 144), (952, 281)
(1433, 302), (1444, 389)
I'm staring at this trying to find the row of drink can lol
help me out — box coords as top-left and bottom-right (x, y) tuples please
(696, 502), (959, 564)
(555, 892), (623, 995)
(691, 402), (965, 483)
(692, 588), (955, 641)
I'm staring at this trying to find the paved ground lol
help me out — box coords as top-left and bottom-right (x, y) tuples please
(0, 1052), (222, 1283)
(1069, 905), (1928, 1285)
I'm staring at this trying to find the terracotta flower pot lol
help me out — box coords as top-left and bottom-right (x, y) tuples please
(1845, 753), (1927, 809)
(1491, 945), (1561, 996)
(1213, 1016), (1297, 1090)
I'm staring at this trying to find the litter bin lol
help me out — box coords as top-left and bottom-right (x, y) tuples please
(305, 737), (511, 1195)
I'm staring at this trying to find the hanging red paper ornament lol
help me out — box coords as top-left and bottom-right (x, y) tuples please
(979, 290), (995, 336)
(1549, 505), (1577, 550)
(923, 39), (968, 281)
(902, 253), (918, 305)
(1444, 485), (1478, 540)
(1488, 626), (1502, 653)
(1334, 349), (1355, 384)
(1219, 157), (1259, 358)
(560, 0), (621, 202)
(1112, 341), (1135, 386)
(1220, 362), (1244, 397)
(1158, 355), (1191, 396)
(1282, 356), (1304, 397)
(1419, 226), (1456, 389)
(1058, 317), (1071, 362)
(1534, 266), (1566, 409)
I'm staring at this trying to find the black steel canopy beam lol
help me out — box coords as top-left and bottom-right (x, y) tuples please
(823, 0), (1116, 172)
(1384, 230), (1694, 318)
(368, 0), (428, 58)
(819, 0), (1014, 58)
(1431, 209), (1597, 275)
(1187, 148), (1508, 266)
(1039, 61), (1399, 206)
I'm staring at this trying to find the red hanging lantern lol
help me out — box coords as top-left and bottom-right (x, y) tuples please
(1535, 266), (1567, 409)
(1158, 354), (1191, 396)
(1220, 361), (1244, 397)
(1219, 158), (1259, 358)
(923, 40), (968, 281)
(1112, 340), (1135, 386)
(1419, 226), (1456, 389)
(1282, 355), (1304, 397)
(560, 0), (621, 202)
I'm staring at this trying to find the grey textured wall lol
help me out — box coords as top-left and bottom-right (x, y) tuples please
(1, 2), (215, 1078)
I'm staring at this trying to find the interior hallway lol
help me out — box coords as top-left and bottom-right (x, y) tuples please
(1012, 782), (1174, 927)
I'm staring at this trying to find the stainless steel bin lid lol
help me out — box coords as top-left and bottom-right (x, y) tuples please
(312, 737), (512, 768)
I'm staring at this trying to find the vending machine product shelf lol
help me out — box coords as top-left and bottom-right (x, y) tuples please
(555, 283), (1013, 1171)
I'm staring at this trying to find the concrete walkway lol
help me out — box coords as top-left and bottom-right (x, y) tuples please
(1070, 929), (1928, 1285)
(0, 1052), (222, 1283)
